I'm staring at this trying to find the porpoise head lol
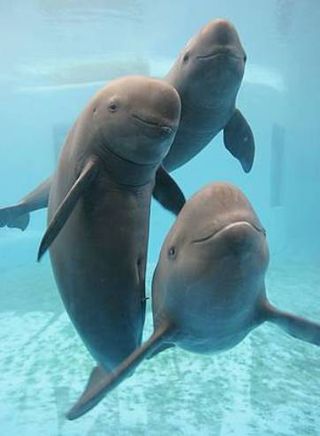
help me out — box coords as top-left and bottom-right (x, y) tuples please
(36, 77), (182, 261)
(92, 76), (181, 165)
(171, 19), (247, 107)
(153, 182), (269, 340)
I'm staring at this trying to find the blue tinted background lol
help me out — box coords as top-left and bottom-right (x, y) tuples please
(0, 1), (319, 435)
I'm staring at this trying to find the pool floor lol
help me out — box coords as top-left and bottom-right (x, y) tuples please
(0, 259), (319, 435)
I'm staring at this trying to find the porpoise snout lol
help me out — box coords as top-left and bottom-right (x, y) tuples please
(205, 19), (240, 46)
(219, 221), (266, 253)
(197, 18), (246, 63)
(220, 221), (266, 237)
(129, 80), (180, 140)
(131, 113), (176, 136)
(192, 221), (265, 245)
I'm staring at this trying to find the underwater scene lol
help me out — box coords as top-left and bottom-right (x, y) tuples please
(0, 1), (320, 435)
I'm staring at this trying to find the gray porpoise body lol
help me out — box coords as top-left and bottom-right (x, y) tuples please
(68, 182), (320, 419)
(47, 76), (181, 370)
(163, 19), (251, 172)
(49, 167), (150, 368)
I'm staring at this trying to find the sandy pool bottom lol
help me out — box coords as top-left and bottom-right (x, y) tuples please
(0, 259), (319, 436)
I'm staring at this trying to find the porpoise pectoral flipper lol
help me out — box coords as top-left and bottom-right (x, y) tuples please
(37, 158), (99, 261)
(223, 109), (255, 173)
(263, 301), (320, 346)
(153, 166), (186, 215)
(0, 176), (51, 231)
(67, 322), (173, 420)
(85, 366), (109, 389)
(147, 342), (175, 359)
(69, 366), (111, 421)
(20, 176), (52, 210)
(0, 204), (30, 231)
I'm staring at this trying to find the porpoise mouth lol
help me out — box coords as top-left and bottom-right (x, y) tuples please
(192, 221), (266, 244)
(131, 113), (174, 135)
(197, 50), (243, 61)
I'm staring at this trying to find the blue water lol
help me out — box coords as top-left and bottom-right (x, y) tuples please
(0, 1), (320, 435)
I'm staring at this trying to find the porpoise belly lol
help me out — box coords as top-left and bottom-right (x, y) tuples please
(48, 182), (151, 371)
(162, 124), (221, 171)
(177, 326), (251, 355)
(174, 305), (256, 355)
(162, 102), (233, 172)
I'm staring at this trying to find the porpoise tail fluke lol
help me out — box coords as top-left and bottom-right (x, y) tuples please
(66, 322), (173, 420)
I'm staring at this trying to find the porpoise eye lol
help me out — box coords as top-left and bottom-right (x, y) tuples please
(243, 54), (247, 63)
(108, 101), (118, 113)
(168, 246), (176, 258)
(182, 52), (189, 63)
